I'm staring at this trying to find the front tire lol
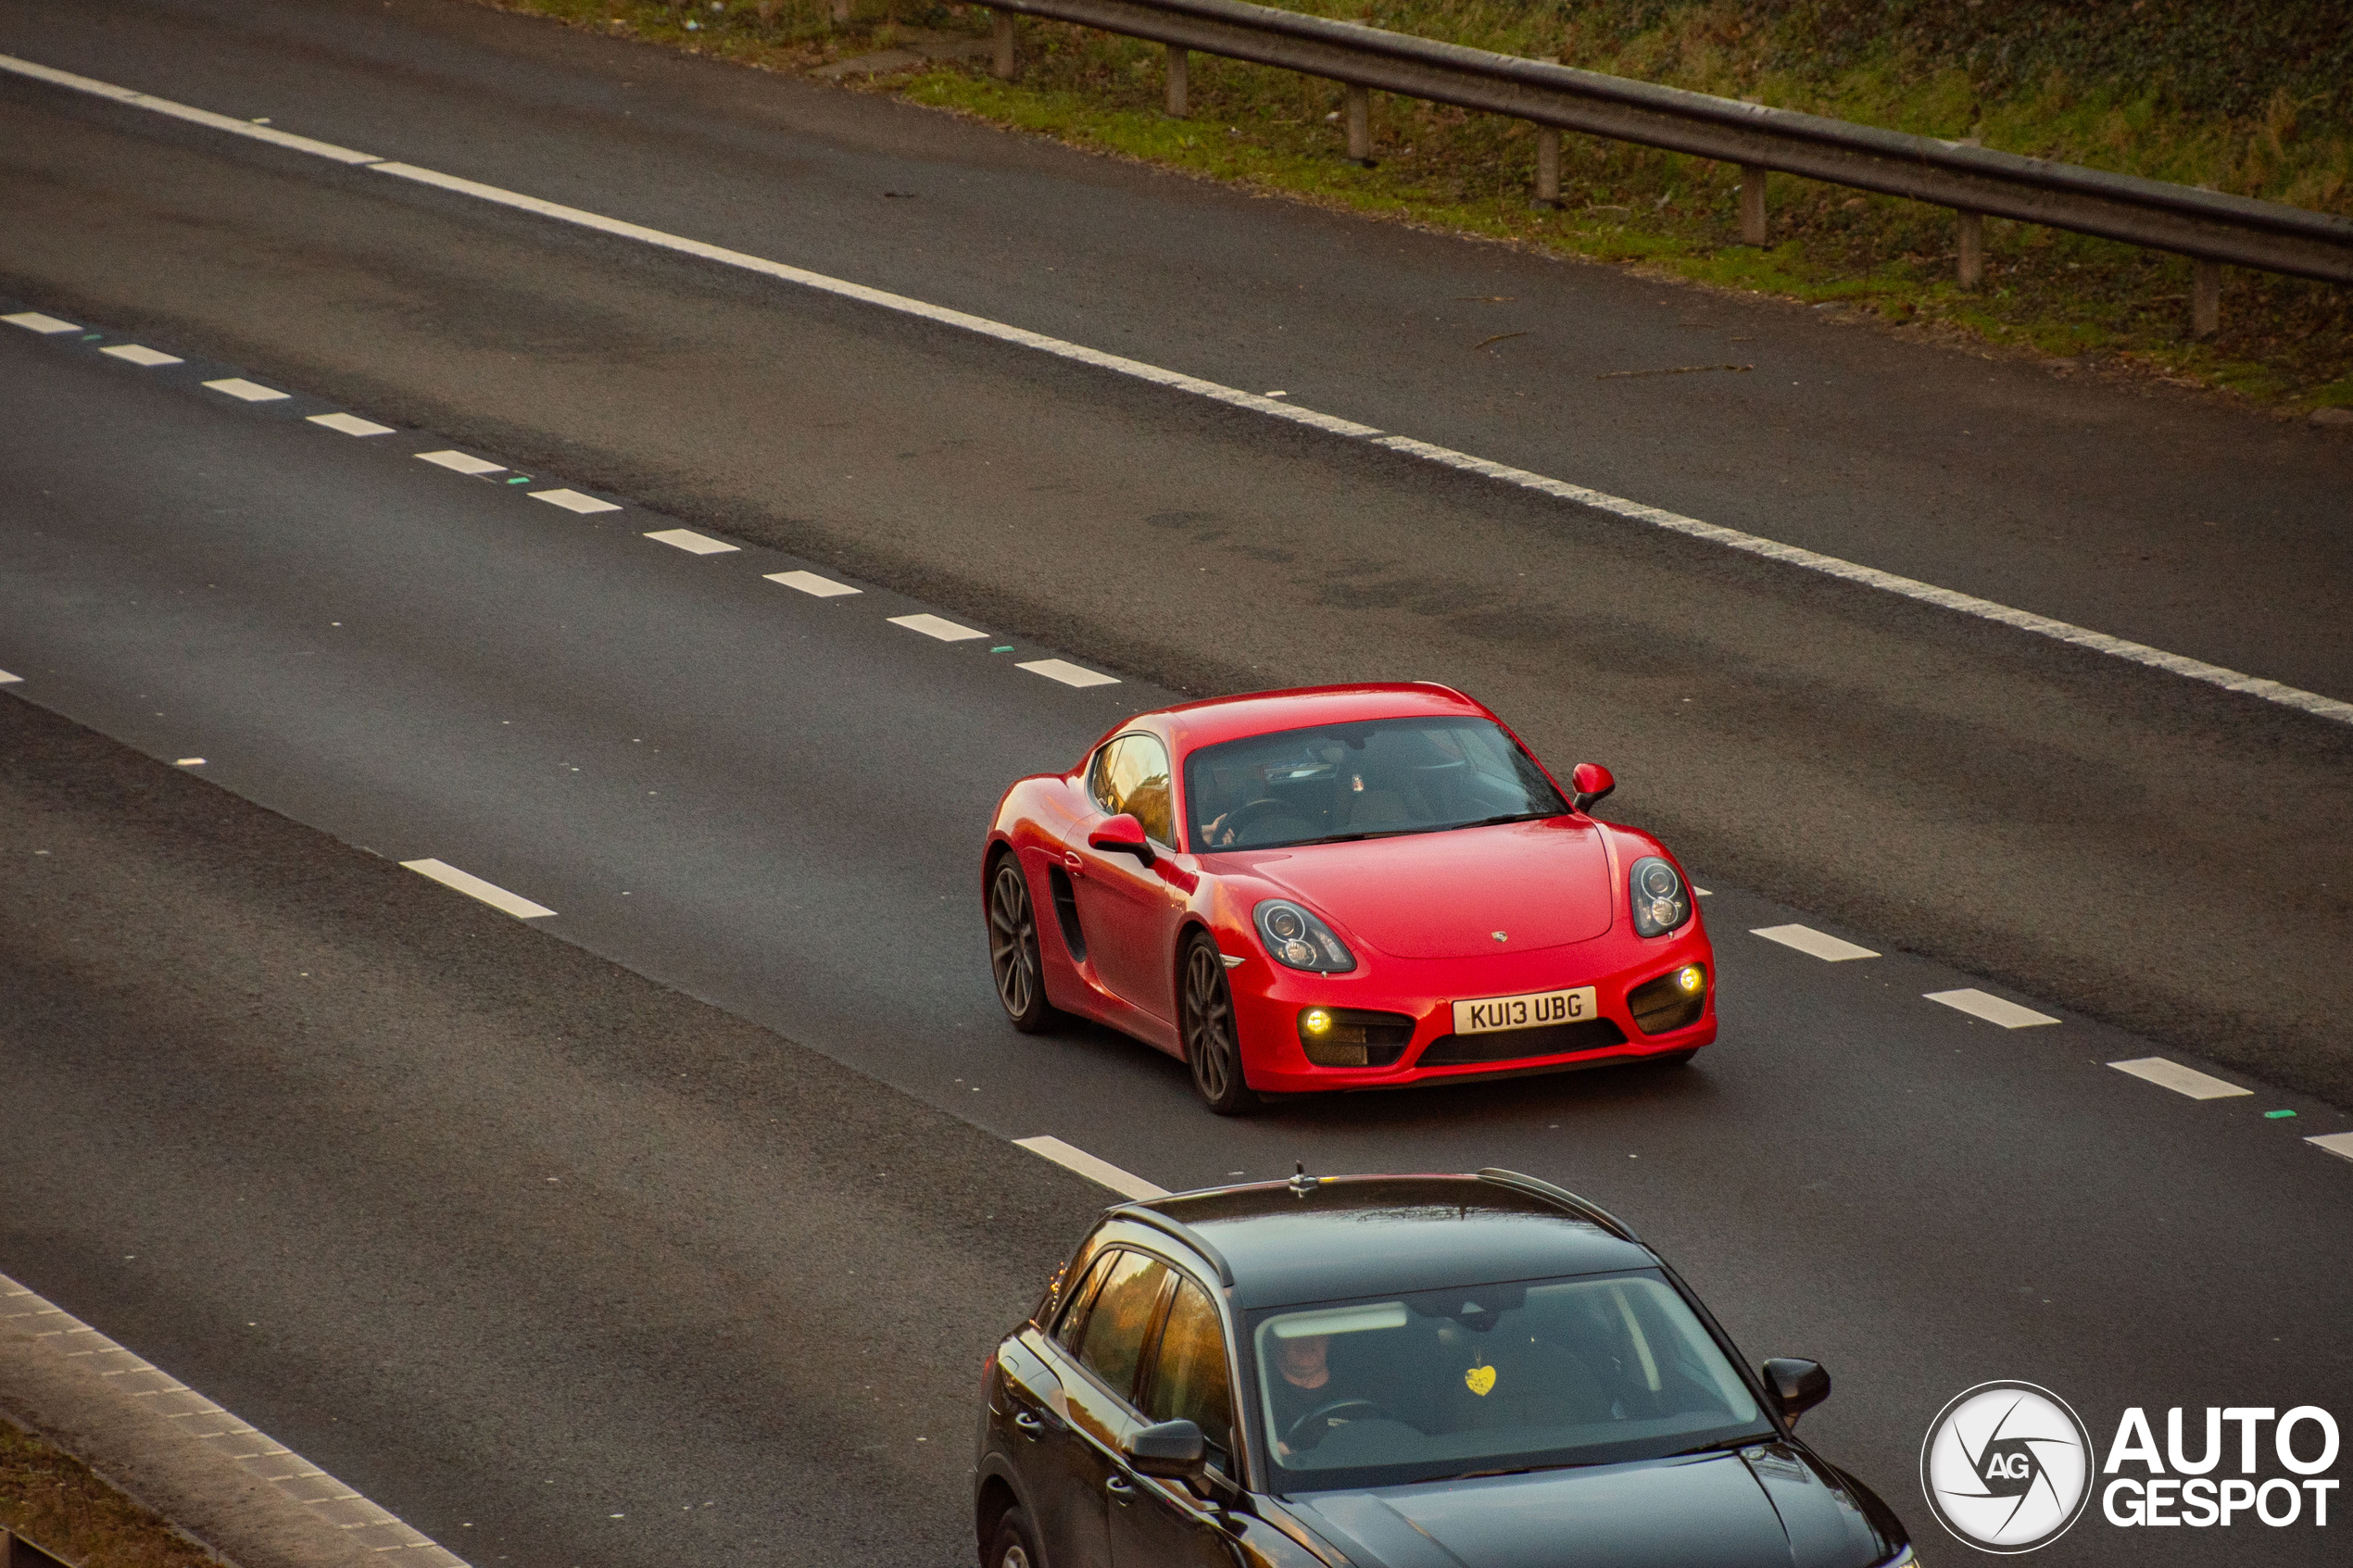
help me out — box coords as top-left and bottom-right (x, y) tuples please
(1180, 933), (1258, 1115)
(988, 854), (1053, 1034)
(985, 1506), (1041, 1568)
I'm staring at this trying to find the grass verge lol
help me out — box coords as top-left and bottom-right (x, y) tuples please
(492, 0), (2353, 411)
(0, 1416), (220, 1567)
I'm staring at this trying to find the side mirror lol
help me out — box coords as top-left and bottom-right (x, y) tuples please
(1123, 1419), (1207, 1483)
(1088, 813), (1156, 866)
(1570, 762), (1617, 813)
(1761, 1358), (1831, 1427)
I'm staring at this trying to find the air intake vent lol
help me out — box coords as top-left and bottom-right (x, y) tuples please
(1418, 1019), (1627, 1066)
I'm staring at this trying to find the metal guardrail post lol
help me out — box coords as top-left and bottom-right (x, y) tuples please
(991, 9), (1018, 79)
(1739, 163), (1767, 245)
(1957, 209), (1984, 289)
(1344, 82), (1371, 163)
(1535, 126), (1560, 207)
(2193, 257), (2221, 337)
(1164, 43), (1188, 116)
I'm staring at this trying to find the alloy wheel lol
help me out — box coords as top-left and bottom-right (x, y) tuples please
(1182, 937), (1255, 1114)
(988, 858), (1049, 1032)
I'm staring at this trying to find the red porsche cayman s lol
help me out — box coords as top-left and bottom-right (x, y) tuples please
(982, 684), (1716, 1112)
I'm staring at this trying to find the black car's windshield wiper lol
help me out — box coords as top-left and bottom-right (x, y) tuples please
(1663, 1433), (1774, 1459)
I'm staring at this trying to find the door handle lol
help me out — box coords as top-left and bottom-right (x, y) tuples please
(1013, 1410), (1045, 1436)
(1063, 851), (1084, 871)
(1105, 1474), (1135, 1500)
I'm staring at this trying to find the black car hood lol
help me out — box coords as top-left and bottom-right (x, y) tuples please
(1283, 1448), (1888, 1568)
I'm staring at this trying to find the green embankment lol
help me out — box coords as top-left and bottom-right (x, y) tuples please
(514, 0), (2353, 408)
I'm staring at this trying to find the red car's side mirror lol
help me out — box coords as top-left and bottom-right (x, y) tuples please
(1571, 762), (1617, 813)
(1088, 812), (1156, 866)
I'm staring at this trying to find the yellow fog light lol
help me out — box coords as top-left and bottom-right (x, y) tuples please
(1676, 965), (1705, 994)
(1303, 1008), (1334, 1034)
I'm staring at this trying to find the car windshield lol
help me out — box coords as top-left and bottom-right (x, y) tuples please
(1185, 718), (1567, 851)
(1250, 1271), (1771, 1492)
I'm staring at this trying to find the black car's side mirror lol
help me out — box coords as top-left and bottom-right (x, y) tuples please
(1123, 1419), (1207, 1483)
(1761, 1358), (1831, 1427)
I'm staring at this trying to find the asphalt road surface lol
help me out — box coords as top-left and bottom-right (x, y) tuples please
(1, 4), (2348, 1566)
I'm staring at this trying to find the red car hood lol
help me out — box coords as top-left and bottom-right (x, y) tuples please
(1245, 819), (1616, 960)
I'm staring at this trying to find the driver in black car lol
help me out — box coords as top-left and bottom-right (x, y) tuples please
(1266, 1332), (1379, 1456)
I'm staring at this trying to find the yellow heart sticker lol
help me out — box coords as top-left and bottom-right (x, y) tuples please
(1465, 1364), (1497, 1397)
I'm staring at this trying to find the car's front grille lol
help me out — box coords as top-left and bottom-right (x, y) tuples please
(1417, 1018), (1629, 1066)
(1298, 1008), (1416, 1067)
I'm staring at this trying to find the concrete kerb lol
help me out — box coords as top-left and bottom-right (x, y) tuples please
(0, 1273), (467, 1568)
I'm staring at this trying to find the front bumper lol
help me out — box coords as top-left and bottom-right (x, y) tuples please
(1227, 924), (1717, 1094)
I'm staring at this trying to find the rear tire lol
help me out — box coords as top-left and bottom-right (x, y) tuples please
(988, 854), (1054, 1034)
(1180, 933), (1259, 1115)
(985, 1506), (1041, 1568)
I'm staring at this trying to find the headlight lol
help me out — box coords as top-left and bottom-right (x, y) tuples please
(1629, 856), (1692, 937)
(1253, 899), (1357, 972)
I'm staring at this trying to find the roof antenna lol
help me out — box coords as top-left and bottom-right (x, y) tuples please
(1289, 1160), (1317, 1198)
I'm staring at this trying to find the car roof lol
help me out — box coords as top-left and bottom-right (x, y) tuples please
(1152, 683), (1491, 755)
(1130, 1174), (1658, 1310)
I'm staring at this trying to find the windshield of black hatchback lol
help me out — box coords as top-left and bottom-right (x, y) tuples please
(1185, 718), (1567, 851)
(1250, 1270), (1773, 1491)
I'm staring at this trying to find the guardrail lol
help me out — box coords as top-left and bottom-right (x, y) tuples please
(980, 0), (2353, 337)
(4, 1527), (72, 1568)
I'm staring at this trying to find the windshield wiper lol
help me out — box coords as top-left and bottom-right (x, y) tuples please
(1283, 811), (1559, 848)
(1663, 1434), (1773, 1459)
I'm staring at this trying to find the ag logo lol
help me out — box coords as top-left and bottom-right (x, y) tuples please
(1920, 1382), (2094, 1552)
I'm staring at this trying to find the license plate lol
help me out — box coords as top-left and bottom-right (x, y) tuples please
(1453, 985), (1597, 1035)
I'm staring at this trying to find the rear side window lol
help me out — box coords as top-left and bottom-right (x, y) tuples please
(1089, 734), (1176, 847)
(1144, 1276), (1236, 1460)
(1076, 1250), (1171, 1402)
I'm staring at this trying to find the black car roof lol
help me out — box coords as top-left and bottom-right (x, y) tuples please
(1128, 1173), (1657, 1310)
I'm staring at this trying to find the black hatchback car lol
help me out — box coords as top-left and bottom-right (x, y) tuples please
(975, 1170), (1912, 1568)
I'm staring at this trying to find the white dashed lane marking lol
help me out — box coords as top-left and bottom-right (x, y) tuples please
(0, 1273), (470, 1567)
(100, 343), (182, 367)
(2108, 1057), (2250, 1098)
(201, 377), (288, 403)
(4, 310), (77, 333)
(891, 613), (987, 642)
(767, 570), (860, 597)
(416, 449), (503, 475)
(174, 757), (205, 767)
(643, 527), (736, 555)
(8, 48), (2343, 728)
(1750, 924), (1878, 962)
(1015, 1136), (1166, 1200)
(399, 859), (556, 920)
(532, 489), (623, 515)
(307, 411), (395, 436)
(0, 670), (21, 684)
(1927, 988), (2058, 1029)
(1018, 659), (1119, 688)
(2309, 1133), (2353, 1163)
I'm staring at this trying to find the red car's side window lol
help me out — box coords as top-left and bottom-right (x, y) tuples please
(1090, 734), (1176, 848)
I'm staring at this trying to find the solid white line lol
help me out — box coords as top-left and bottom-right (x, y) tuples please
(100, 343), (183, 367)
(1018, 658), (1120, 688)
(2309, 1132), (2353, 1163)
(1750, 923), (1878, 962)
(766, 570), (861, 597)
(4, 310), (78, 333)
(201, 376), (288, 402)
(0, 1273), (471, 1567)
(532, 488), (623, 515)
(307, 411), (395, 436)
(399, 858), (556, 919)
(1014, 1135), (1167, 1200)
(891, 612), (987, 642)
(1928, 988), (2058, 1029)
(416, 449), (503, 475)
(8, 47), (2347, 731)
(2108, 1057), (2249, 1098)
(643, 527), (736, 554)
